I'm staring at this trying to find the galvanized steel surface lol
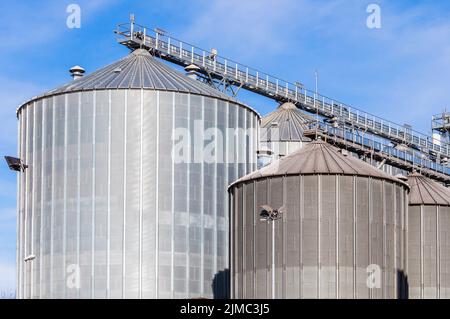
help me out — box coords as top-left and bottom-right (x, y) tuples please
(260, 102), (315, 142)
(16, 49), (260, 299)
(229, 173), (408, 299)
(407, 173), (450, 299)
(407, 173), (450, 205)
(17, 49), (258, 116)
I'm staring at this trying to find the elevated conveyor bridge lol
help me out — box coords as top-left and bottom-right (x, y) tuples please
(114, 17), (450, 182)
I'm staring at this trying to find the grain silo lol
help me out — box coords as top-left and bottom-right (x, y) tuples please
(259, 102), (314, 164)
(16, 48), (259, 299)
(229, 139), (409, 299)
(406, 173), (450, 299)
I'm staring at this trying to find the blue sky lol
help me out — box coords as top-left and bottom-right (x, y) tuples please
(1, 0), (450, 293)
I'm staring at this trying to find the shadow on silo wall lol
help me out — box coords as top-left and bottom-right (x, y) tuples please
(397, 270), (409, 299)
(212, 269), (230, 299)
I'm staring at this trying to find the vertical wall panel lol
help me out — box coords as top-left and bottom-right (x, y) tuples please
(408, 206), (421, 298)
(255, 179), (268, 298)
(423, 206), (437, 298)
(371, 179), (383, 299)
(110, 90), (126, 298)
(65, 93), (79, 298)
(320, 175), (336, 299)
(285, 176), (300, 298)
(356, 177), (369, 299)
(384, 183), (395, 298)
(339, 176), (354, 298)
(244, 183), (255, 298)
(124, 90), (141, 298)
(79, 92), (93, 298)
(302, 175), (318, 298)
(33, 100), (43, 298)
(269, 177), (283, 298)
(440, 207), (450, 298)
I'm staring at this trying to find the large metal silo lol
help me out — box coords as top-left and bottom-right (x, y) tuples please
(16, 48), (259, 299)
(229, 139), (409, 299)
(406, 173), (450, 299)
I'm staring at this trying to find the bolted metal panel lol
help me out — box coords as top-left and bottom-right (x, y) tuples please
(408, 205), (421, 298)
(17, 88), (258, 299)
(254, 179), (268, 298)
(285, 175), (300, 298)
(440, 206), (450, 298)
(338, 175), (354, 298)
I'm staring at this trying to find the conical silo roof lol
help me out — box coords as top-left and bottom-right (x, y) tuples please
(407, 173), (450, 206)
(230, 139), (408, 187)
(260, 102), (315, 142)
(18, 48), (253, 112)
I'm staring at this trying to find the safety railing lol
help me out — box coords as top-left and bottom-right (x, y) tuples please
(115, 21), (450, 163)
(311, 122), (449, 177)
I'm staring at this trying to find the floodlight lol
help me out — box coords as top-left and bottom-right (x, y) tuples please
(4, 156), (28, 172)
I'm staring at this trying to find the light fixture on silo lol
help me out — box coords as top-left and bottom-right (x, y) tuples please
(4, 156), (28, 172)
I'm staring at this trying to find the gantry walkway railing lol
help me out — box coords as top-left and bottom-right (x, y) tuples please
(114, 18), (450, 180)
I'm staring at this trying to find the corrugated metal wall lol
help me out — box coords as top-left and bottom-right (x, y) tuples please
(230, 174), (408, 299)
(408, 205), (450, 299)
(17, 89), (258, 299)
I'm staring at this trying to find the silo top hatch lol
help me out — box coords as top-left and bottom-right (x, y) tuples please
(17, 48), (259, 117)
(260, 102), (315, 142)
(230, 139), (409, 187)
(407, 173), (450, 206)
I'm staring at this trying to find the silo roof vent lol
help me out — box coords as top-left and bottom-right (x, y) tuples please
(184, 64), (201, 72)
(69, 65), (85, 80)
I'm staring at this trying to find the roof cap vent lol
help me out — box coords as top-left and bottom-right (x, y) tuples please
(69, 65), (85, 80)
